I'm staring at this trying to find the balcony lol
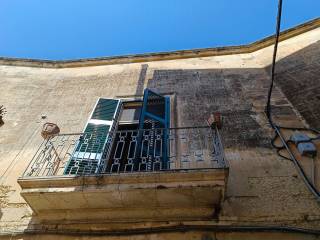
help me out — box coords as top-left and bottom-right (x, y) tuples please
(18, 126), (228, 223)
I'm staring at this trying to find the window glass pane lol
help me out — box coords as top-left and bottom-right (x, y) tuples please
(120, 107), (141, 123)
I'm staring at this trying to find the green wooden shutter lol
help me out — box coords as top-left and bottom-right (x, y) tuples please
(64, 98), (121, 175)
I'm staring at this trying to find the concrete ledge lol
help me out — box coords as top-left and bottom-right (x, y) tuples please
(18, 169), (228, 223)
(0, 18), (319, 68)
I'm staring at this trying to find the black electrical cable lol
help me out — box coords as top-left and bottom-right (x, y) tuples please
(265, 0), (320, 200)
(266, 0), (283, 127)
(20, 224), (320, 236)
(276, 125), (320, 134)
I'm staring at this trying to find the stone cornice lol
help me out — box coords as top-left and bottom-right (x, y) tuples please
(0, 17), (319, 68)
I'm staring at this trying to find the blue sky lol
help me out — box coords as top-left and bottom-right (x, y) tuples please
(0, 0), (319, 60)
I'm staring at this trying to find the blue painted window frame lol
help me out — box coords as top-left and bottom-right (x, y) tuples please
(138, 89), (170, 169)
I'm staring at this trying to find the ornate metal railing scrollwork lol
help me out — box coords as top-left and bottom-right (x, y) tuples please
(22, 126), (227, 177)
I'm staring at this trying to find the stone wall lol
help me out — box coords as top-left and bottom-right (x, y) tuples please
(0, 24), (319, 238)
(272, 40), (320, 129)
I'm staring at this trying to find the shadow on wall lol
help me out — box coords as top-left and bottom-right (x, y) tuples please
(135, 64), (148, 96)
(268, 40), (320, 129)
(144, 67), (300, 149)
(22, 66), (315, 233)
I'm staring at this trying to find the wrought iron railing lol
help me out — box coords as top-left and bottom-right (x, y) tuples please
(22, 127), (227, 177)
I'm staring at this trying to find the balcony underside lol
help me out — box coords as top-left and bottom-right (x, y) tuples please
(18, 169), (228, 223)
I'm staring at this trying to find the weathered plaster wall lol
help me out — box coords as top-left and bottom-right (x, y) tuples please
(272, 40), (320, 129)
(0, 25), (319, 238)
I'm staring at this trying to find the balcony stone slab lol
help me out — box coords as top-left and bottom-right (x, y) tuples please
(18, 169), (228, 223)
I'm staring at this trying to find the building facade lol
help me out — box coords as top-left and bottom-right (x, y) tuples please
(0, 18), (320, 239)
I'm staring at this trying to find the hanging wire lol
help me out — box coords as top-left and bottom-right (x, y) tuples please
(265, 0), (320, 200)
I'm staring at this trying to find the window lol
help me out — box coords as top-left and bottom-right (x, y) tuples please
(64, 89), (170, 175)
(64, 99), (121, 175)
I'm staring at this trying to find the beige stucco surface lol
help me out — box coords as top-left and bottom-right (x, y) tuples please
(0, 22), (320, 238)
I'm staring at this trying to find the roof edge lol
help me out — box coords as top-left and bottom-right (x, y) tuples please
(0, 17), (319, 68)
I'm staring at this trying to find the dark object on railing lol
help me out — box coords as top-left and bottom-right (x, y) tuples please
(207, 113), (222, 129)
(40, 123), (62, 175)
(41, 122), (60, 139)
